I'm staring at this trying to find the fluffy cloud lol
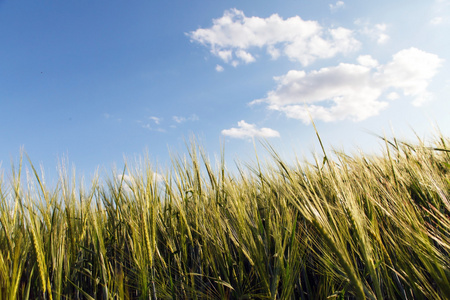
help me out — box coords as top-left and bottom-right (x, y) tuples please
(222, 120), (280, 139)
(252, 48), (443, 123)
(357, 54), (379, 68)
(188, 9), (360, 66)
(379, 48), (443, 106)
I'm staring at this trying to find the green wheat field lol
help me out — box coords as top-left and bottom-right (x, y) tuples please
(1, 132), (449, 299)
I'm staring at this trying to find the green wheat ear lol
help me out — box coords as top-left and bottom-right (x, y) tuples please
(28, 206), (52, 299)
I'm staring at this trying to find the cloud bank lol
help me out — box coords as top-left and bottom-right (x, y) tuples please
(188, 8), (360, 66)
(222, 120), (280, 139)
(252, 48), (443, 123)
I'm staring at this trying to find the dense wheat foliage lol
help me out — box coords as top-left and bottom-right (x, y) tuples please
(1, 133), (449, 299)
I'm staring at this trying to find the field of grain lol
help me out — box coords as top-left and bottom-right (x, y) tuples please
(1, 133), (449, 299)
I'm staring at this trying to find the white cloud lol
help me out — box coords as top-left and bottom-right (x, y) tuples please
(173, 116), (185, 123)
(139, 118), (165, 132)
(430, 16), (444, 25)
(103, 113), (122, 122)
(387, 92), (399, 100)
(330, 1), (345, 12)
(173, 114), (199, 124)
(355, 20), (390, 44)
(236, 50), (256, 64)
(190, 114), (200, 121)
(215, 64), (224, 72)
(217, 50), (233, 62)
(379, 48), (443, 105)
(434, 0), (450, 7)
(141, 123), (166, 132)
(267, 45), (281, 59)
(222, 120), (280, 139)
(149, 116), (162, 125)
(357, 55), (379, 68)
(253, 48), (443, 123)
(188, 9), (360, 66)
(430, 0), (450, 25)
(374, 24), (389, 44)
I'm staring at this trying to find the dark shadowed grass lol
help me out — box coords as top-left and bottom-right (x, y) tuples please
(0, 132), (449, 299)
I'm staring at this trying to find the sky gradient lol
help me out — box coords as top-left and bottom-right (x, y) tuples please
(1, 0), (449, 183)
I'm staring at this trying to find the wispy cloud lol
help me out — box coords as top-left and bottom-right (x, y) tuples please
(430, 0), (450, 24)
(430, 16), (445, 25)
(173, 116), (185, 123)
(222, 120), (280, 139)
(430, 16), (448, 26)
(355, 19), (390, 44)
(141, 123), (166, 132)
(138, 116), (165, 132)
(103, 113), (122, 122)
(215, 64), (224, 72)
(252, 48), (443, 123)
(329, 1), (345, 12)
(188, 8), (360, 67)
(173, 114), (199, 124)
(149, 116), (162, 125)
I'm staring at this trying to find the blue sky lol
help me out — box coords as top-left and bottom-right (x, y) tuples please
(1, 0), (449, 183)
